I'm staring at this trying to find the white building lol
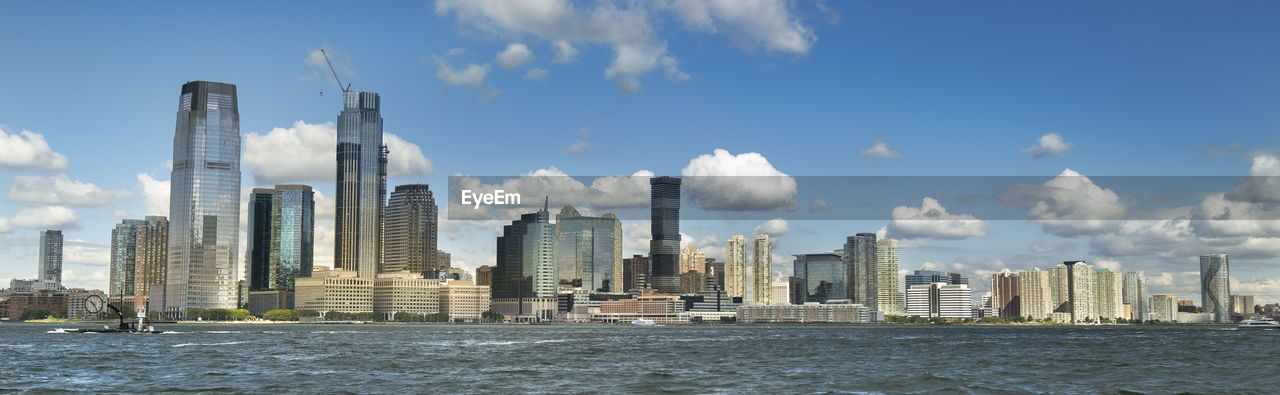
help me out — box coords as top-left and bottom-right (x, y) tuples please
(1018, 269), (1053, 320)
(440, 279), (490, 322)
(371, 271), (441, 320)
(906, 283), (972, 319)
(876, 239), (903, 314)
(1094, 269), (1124, 321)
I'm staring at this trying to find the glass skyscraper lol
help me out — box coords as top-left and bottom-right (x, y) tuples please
(1123, 271), (1148, 322)
(384, 184), (440, 277)
(38, 229), (63, 286)
(493, 200), (557, 300)
(247, 185), (315, 291)
(555, 205), (621, 292)
(792, 253), (846, 304)
(246, 189), (274, 291)
(1200, 253), (1230, 323)
(165, 80), (241, 313)
(648, 176), (681, 293)
(110, 220), (144, 296)
(335, 91), (386, 278)
(844, 233), (877, 309)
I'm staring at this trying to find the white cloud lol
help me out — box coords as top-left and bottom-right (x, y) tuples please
(1021, 133), (1074, 158)
(753, 218), (789, 237)
(64, 239), (109, 266)
(61, 267), (109, 291)
(681, 149), (797, 211)
(668, 0), (816, 54)
(0, 127), (70, 170)
(243, 121), (432, 185)
(859, 139), (901, 161)
(304, 47), (357, 87)
(1225, 154), (1280, 203)
(559, 128), (592, 155)
(136, 173), (169, 217)
(446, 47), (468, 56)
(0, 206), (78, 233)
(809, 198), (830, 212)
(552, 40), (578, 63)
(886, 197), (990, 239)
(1092, 257), (1122, 272)
(496, 42), (535, 69)
(1017, 169), (1127, 237)
(435, 56), (491, 88)
(314, 190), (336, 220)
(524, 67), (550, 82)
(448, 168), (654, 221)
(7, 174), (132, 207)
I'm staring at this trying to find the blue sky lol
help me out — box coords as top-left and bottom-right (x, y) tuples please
(2, 1), (1279, 303)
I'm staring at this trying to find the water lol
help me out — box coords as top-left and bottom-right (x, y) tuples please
(2, 323), (1276, 393)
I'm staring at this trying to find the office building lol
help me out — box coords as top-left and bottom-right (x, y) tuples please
(1200, 253), (1230, 323)
(1094, 269), (1124, 321)
(38, 230), (63, 287)
(906, 283), (973, 319)
(335, 91), (387, 278)
(109, 221), (144, 297)
(623, 255), (650, 292)
(247, 185), (315, 292)
(679, 245), (704, 274)
(679, 271), (706, 295)
(1123, 271), (1149, 322)
(771, 284), (789, 305)
(992, 269), (1020, 319)
(295, 268), (374, 314)
(725, 235), (748, 299)
(492, 199), (557, 320)
(737, 301), (872, 324)
(165, 81), (242, 314)
(1018, 268), (1053, 320)
(876, 239), (903, 314)
(1150, 294), (1178, 322)
(440, 279), (490, 322)
(792, 253), (847, 304)
(384, 184), (440, 277)
(648, 176), (681, 293)
(948, 272), (969, 286)
(246, 189), (274, 291)
(844, 233), (877, 308)
(905, 270), (951, 289)
(133, 216), (169, 312)
(555, 206), (621, 292)
(371, 271), (441, 320)
(475, 265), (493, 286)
(751, 234), (772, 305)
(704, 257), (725, 290)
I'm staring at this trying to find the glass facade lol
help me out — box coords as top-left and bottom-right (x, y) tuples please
(110, 220), (144, 296)
(38, 230), (63, 285)
(793, 253), (846, 304)
(844, 233), (877, 309)
(271, 185), (315, 290)
(246, 189), (274, 291)
(649, 177), (681, 293)
(556, 206), (621, 292)
(384, 184), (439, 277)
(494, 203), (557, 301)
(166, 80), (242, 313)
(1123, 271), (1148, 322)
(1200, 253), (1230, 323)
(335, 91), (386, 278)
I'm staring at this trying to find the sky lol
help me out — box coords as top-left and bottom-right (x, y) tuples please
(2, 1), (1280, 304)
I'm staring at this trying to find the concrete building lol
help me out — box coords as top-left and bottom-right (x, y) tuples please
(843, 233), (877, 309)
(622, 255), (649, 292)
(876, 239), (903, 314)
(992, 269), (1019, 319)
(725, 235), (748, 300)
(771, 284), (789, 305)
(1094, 269), (1125, 321)
(679, 271), (706, 295)
(751, 234), (772, 305)
(906, 283), (972, 319)
(295, 268), (374, 314)
(1018, 268), (1053, 320)
(475, 265), (493, 287)
(1233, 295), (1256, 318)
(1200, 253), (1231, 323)
(679, 245), (704, 275)
(371, 271), (441, 320)
(383, 184), (440, 277)
(1150, 294), (1178, 322)
(491, 297), (558, 323)
(440, 279), (490, 322)
(737, 301), (872, 323)
(1123, 271), (1149, 322)
(2, 291), (67, 320)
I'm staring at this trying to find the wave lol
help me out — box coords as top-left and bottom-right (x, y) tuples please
(172, 341), (245, 348)
(0, 344), (34, 348)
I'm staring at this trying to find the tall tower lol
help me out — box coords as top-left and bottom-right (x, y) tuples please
(724, 235), (748, 299)
(246, 189), (274, 291)
(165, 81), (241, 314)
(648, 176), (681, 293)
(751, 234), (772, 305)
(555, 206), (621, 292)
(269, 185), (315, 290)
(844, 233), (877, 308)
(335, 91), (386, 278)
(135, 216), (168, 312)
(1123, 271), (1149, 322)
(384, 184), (439, 277)
(38, 229), (63, 286)
(1200, 253), (1230, 323)
(493, 201), (557, 300)
(110, 221), (144, 296)
(876, 239), (902, 313)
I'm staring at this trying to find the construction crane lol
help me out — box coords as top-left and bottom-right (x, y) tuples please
(320, 49), (351, 95)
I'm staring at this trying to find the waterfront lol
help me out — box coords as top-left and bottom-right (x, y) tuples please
(3, 323), (1277, 393)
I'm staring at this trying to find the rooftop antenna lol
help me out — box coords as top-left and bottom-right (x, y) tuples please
(320, 49), (351, 94)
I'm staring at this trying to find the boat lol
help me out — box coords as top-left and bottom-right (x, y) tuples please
(1237, 318), (1280, 329)
(61, 295), (165, 334)
(630, 318), (656, 326)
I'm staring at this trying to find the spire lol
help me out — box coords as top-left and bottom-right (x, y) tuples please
(544, 195), (549, 212)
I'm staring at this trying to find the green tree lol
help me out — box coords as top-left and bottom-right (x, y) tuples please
(296, 309), (320, 318)
(231, 309), (253, 321)
(481, 310), (505, 322)
(264, 309), (296, 321)
(185, 308), (205, 320)
(20, 309), (55, 320)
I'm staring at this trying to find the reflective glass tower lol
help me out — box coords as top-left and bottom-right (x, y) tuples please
(1123, 271), (1148, 322)
(165, 80), (241, 313)
(844, 233), (877, 309)
(649, 177), (681, 293)
(38, 230), (63, 286)
(556, 206), (621, 292)
(335, 91), (386, 278)
(1200, 253), (1230, 323)
(110, 220), (144, 296)
(248, 185), (315, 291)
(792, 253), (846, 304)
(384, 184), (440, 277)
(246, 189), (274, 291)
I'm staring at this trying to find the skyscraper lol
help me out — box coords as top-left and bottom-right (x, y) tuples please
(876, 239), (903, 314)
(623, 255), (650, 292)
(269, 185), (315, 290)
(648, 176), (681, 293)
(555, 206), (621, 292)
(384, 184), (440, 277)
(992, 269), (1020, 319)
(134, 216), (168, 312)
(792, 253), (846, 304)
(1062, 261), (1096, 322)
(725, 235), (748, 299)
(166, 81), (242, 313)
(1018, 268), (1052, 320)
(493, 199), (557, 301)
(110, 221), (143, 297)
(1123, 271), (1149, 322)
(844, 233), (877, 309)
(679, 245), (704, 274)
(1094, 268), (1124, 321)
(1200, 253), (1230, 323)
(335, 91), (387, 278)
(38, 230), (63, 287)
(246, 189), (274, 291)
(751, 234), (772, 305)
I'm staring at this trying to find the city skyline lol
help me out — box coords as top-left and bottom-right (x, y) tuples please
(4, 2), (1280, 306)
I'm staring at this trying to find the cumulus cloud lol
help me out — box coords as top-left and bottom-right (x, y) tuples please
(435, 56), (491, 88)
(552, 40), (578, 63)
(668, 0), (816, 54)
(1021, 133), (1074, 158)
(1190, 192), (1280, 237)
(136, 173), (170, 217)
(64, 239), (109, 266)
(1225, 154), (1280, 203)
(0, 206), (78, 233)
(860, 139), (900, 161)
(0, 127), (70, 170)
(7, 174), (132, 207)
(1004, 169), (1127, 237)
(753, 218), (789, 237)
(524, 67), (550, 82)
(559, 128), (593, 155)
(496, 42), (535, 69)
(886, 197), (990, 239)
(243, 121), (433, 184)
(681, 149), (797, 211)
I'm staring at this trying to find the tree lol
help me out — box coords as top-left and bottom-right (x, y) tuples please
(20, 309), (56, 320)
(231, 309), (253, 321)
(264, 309), (296, 321)
(186, 308), (205, 320)
(481, 310), (505, 323)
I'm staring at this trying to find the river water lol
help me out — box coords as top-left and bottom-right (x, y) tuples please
(1, 323), (1275, 393)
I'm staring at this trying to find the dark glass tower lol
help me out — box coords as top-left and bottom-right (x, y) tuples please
(384, 184), (440, 277)
(649, 177), (681, 293)
(844, 233), (877, 308)
(246, 189), (274, 291)
(248, 186), (315, 291)
(110, 220), (144, 297)
(493, 201), (557, 302)
(38, 230), (63, 287)
(166, 81), (241, 313)
(335, 91), (386, 278)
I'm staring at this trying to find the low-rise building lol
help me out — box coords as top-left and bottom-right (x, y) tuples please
(372, 271), (441, 320)
(737, 301), (872, 323)
(440, 279), (490, 322)
(295, 268), (373, 314)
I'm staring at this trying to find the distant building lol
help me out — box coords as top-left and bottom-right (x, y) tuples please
(648, 177), (681, 293)
(334, 91), (387, 278)
(1232, 295), (1256, 318)
(247, 185), (315, 292)
(1200, 253), (1230, 323)
(690, 277), (739, 312)
(771, 284), (789, 305)
(905, 270), (951, 289)
(372, 271), (441, 320)
(295, 268), (374, 314)
(992, 269), (1019, 319)
(679, 245), (704, 275)
(440, 279), (490, 322)
(679, 271), (706, 295)
(1150, 294), (1178, 322)
(1017, 268), (1053, 320)
(383, 184), (440, 277)
(475, 265), (493, 286)
(109, 220), (144, 298)
(704, 258), (725, 290)
(38, 230), (63, 287)
(437, 250), (451, 270)
(1123, 271), (1149, 322)
(737, 301), (873, 324)
(2, 291), (67, 320)
(724, 235), (748, 299)
(843, 233), (877, 309)
(555, 206), (621, 292)
(492, 201), (557, 320)
(623, 255), (650, 292)
(876, 239), (903, 314)
(906, 283), (972, 319)
(751, 234), (772, 305)
(792, 253), (846, 304)
(1094, 269), (1124, 321)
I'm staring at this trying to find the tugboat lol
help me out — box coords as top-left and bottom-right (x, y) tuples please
(65, 295), (164, 334)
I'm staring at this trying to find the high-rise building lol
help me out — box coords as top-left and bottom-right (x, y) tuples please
(165, 81), (242, 314)
(437, 250), (451, 270)
(704, 257), (725, 290)
(792, 253), (846, 304)
(905, 270), (951, 289)
(475, 265), (493, 287)
(648, 176), (681, 293)
(1017, 268), (1053, 321)
(246, 189), (274, 291)
(1094, 269), (1124, 321)
(1049, 264), (1069, 313)
(876, 239), (903, 314)
(751, 234), (772, 305)
(384, 184), (440, 277)
(844, 233), (877, 309)
(1200, 253), (1230, 323)
(555, 206), (621, 292)
(725, 235), (748, 299)
(1150, 294), (1178, 322)
(492, 199), (557, 319)
(335, 91), (387, 278)
(1062, 261), (1096, 322)
(247, 186), (315, 291)
(948, 272), (969, 286)
(622, 255), (650, 292)
(110, 221), (143, 297)
(906, 283), (972, 319)
(679, 245), (704, 274)
(134, 216), (168, 312)
(1232, 295), (1255, 317)
(992, 269), (1020, 319)
(38, 230), (63, 287)
(1123, 271), (1149, 322)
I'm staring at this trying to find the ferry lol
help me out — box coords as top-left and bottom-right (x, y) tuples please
(630, 318), (656, 327)
(1237, 318), (1280, 329)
